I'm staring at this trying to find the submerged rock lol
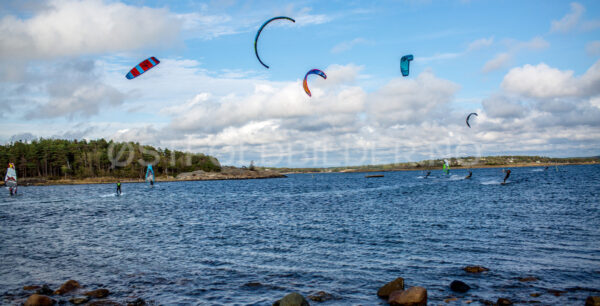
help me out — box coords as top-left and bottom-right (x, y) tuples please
(449, 280), (470, 293)
(444, 297), (458, 303)
(87, 300), (122, 306)
(518, 276), (538, 282)
(497, 297), (513, 305)
(530, 293), (541, 297)
(547, 289), (567, 296)
(388, 286), (427, 306)
(273, 292), (309, 306)
(586, 296), (600, 306)
(23, 285), (40, 291)
(307, 291), (334, 302)
(68, 296), (89, 304)
(36, 285), (54, 296)
(243, 282), (263, 287)
(463, 266), (489, 273)
(54, 280), (80, 295)
(126, 298), (146, 306)
(24, 294), (56, 306)
(84, 289), (110, 298)
(377, 277), (405, 299)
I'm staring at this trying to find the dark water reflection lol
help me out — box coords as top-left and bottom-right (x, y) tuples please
(1, 165), (599, 304)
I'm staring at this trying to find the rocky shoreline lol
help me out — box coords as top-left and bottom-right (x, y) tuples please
(9, 265), (600, 305)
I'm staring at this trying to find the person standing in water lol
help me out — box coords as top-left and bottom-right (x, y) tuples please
(116, 181), (122, 195)
(465, 169), (472, 179)
(424, 170), (431, 178)
(503, 169), (511, 184)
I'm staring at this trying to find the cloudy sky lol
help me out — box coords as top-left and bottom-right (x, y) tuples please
(1, 0), (599, 167)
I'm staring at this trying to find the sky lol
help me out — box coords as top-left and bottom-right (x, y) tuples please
(0, 0), (599, 167)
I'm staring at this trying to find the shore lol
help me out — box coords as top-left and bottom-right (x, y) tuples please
(4, 167), (286, 187)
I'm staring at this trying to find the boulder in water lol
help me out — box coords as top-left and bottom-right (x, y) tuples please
(388, 286), (427, 306)
(518, 276), (538, 282)
(84, 289), (110, 298)
(54, 280), (80, 295)
(377, 277), (405, 299)
(23, 285), (40, 291)
(450, 280), (470, 293)
(36, 285), (54, 296)
(24, 294), (56, 306)
(273, 292), (309, 306)
(586, 296), (600, 306)
(307, 291), (334, 302)
(69, 297), (89, 304)
(463, 266), (489, 273)
(497, 297), (513, 305)
(126, 298), (146, 306)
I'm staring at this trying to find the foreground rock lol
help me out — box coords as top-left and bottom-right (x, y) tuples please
(24, 294), (55, 306)
(463, 266), (489, 273)
(69, 297), (89, 304)
(36, 285), (54, 296)
(388, 286), (427, 306)
(307, 291), (334, 302)
(84, 289), (110, 298)
(54, 280), (80, 295)
(450, 280), (470, 293)
(176, 166), (286, 181)
(273, 292), (309, 306)
(377, 277), (405, 299)
(496, 297), (513, 305)
(587, 296), (600, 306)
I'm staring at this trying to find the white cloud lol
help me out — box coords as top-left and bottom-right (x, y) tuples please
(586, 41), (600, 56)
(482, 53), (511, 73)
(331, 38), (369, 54)
(501, 60), (600, 99)
(551, 2), (585, 33)
(467, 36), (494, 51)
(0, 0), (180, 60)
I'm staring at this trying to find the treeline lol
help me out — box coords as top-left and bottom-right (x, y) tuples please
(0, 139), (221, 180)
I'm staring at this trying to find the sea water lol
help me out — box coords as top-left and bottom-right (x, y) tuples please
(1, 165), (599, 304)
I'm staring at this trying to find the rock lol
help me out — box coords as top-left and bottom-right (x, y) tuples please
(54, 280), (80, 295)
(307, 291), (334, 302)
(23, 285), (41, 291)
(547, 289), (567, 296)
(24, 294), (56, 306)
(463, 265), (489, 273)
(243, 282), (263, 287)
(84, 289), (110, 298)
(377, 277), (405, 299)
(465, 300), (473, 304)
(87, 300), (122, 306)
(449, 280), (470, 293)
(388, 286), (427, 306)
(530, 293), (541, 297)
(68, 297), (89, 304)
(478, 299), (494, 305)
(497, 297), (513, 305)
(273, 292), (309, 306)
(586, 296), (600, 306)
(444, 297), (458, 303)
(126, 298), (146, 306)
(36, 285), (54, 296)
(518, 276), (538, 282)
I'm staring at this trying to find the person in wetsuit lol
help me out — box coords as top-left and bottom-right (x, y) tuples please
(465, 169), (472, 179)
(503, 169), (511, 184)
(424, 170), (431, 178)
(116, 181), (122, 195)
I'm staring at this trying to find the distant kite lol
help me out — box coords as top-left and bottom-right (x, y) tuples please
(254, 16), (295, 69)
(466, 112), (478, 128)
(126, 57), (160, 79)
(303, 69), (327, 97)
(400, 54), (413, 77)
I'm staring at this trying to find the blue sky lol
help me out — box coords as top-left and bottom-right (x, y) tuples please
(1, 0), (599, 167)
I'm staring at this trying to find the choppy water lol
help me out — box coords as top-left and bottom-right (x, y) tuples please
(1, 165), (599, 305)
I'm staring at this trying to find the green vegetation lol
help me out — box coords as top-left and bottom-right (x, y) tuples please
(0, 139), (221, 180)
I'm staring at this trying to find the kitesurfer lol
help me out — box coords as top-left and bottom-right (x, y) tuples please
(503, 169), (511, 184)
(150, 180), (154, 186)
(116, 181), (122, 195)
(424, 170), (431, 178)
(465, 169), (472, 179)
